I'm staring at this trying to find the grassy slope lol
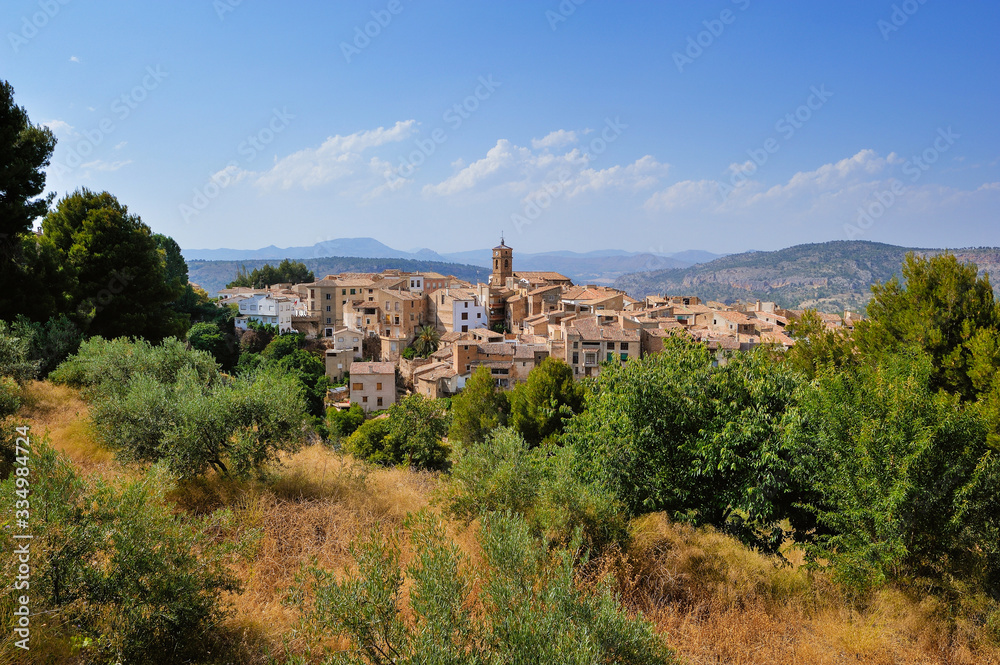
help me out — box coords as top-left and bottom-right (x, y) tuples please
(16, 381), (1000, 665)
(614, 241), (1000, 313)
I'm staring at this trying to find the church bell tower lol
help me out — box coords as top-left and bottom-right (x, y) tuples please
(491, 237), (513, 286)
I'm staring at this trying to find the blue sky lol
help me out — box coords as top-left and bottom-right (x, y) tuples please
(4, 0), (999, 254)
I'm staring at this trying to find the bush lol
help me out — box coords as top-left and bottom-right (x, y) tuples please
(92, 367), (308, 479)
(0, 443), (238, 663)
(329, 402), (365, 438)
(51, 336), (219, 398)
(287, 510), (675, 664)
(441, 427), (627, 549)
(0, 319), (39, 383)
(788, 351), (1000, 594)
(344, 394), (450, 471)
(566, 338), (808, 554)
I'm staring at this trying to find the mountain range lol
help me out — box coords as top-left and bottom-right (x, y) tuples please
(614, 241), (1000, 313)
(181, 238), (723, 288)
(183, 238), (1000, 314)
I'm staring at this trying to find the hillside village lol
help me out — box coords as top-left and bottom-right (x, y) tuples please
(215, 238), (859, 412)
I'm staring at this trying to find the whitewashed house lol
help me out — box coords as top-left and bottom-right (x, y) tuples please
(235, 294), (294, 333)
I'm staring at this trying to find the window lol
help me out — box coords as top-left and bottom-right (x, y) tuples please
(585, 353), (597, 365)
(326, 305), (331, 312)
(310, 289), (315, 298)
(620, 353), (628, 361)
(326, 318), (332, 324)
(338, 337), (345, 342)
(350, 288), (356, 295)
(376, 382), (382, 390)
(362, 396), (368, 403)
(326, 293), (331, 300)
(607, 342), (615, 350)
(461, 312), (468, 320)
(572, 352), (579, 364)
(573, 342), (578, 349)
(377, 397), (383, 407)
(342, 289), (347, 295)
(461, 325), (468, 332)
(353, 383), (363, 391)
(620, 342), (629, 351)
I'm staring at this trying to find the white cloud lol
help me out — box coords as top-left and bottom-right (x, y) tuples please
(644, 179), (722, 211)
(422, 139), (532, 197)
(531, 129), (578, 150)
(69, 55), (80, 63)
(43, 119), (75, 136)
(114, 141), (127, 150)
(80, 159), (131, 172)
(254, 120), (417, 190)
(423, 139), (667, 201)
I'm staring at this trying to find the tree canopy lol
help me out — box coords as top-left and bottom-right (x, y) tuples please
(32, 189), (190, 341)
(856, 252), (1000, 399)
(226, 258), (314, 288)
(0, 79), (56, 316)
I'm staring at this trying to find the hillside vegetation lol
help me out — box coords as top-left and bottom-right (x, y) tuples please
(3, 251), (1000, 664)
(4, 381), (999, 664)
(188, 256), (488, 295)
(615, 241), (1000, 312)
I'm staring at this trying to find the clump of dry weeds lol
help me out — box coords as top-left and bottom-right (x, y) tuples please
(582, 513), (1000, 665)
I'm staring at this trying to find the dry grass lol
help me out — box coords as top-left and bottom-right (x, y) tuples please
(598, 513), (1000, 665)
(14, 381), (1000, 664)
(167, 444), (439, 663)
(15, 380), (121, 478)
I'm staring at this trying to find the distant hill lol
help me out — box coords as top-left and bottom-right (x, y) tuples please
(182, 237), (722, 288)
(614, 241), (1000, 314)
(188, 256), (488, 296)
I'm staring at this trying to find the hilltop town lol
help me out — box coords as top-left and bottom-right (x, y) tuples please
(215, 238), (857, 412)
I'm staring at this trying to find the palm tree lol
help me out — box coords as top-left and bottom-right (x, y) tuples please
(413, 325), (440, 357)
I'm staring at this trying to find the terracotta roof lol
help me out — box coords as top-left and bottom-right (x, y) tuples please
(477, 342), (515, 356)
(567, 317), (640, 342)
(440, 331), (472, 343)
(513, 344), (546, 359)
(714, 310), (753, 324)
(474, 360), (514, 369)
(514, 271), (571, 282)
(351, 362), (395, 375)
(528, 284), (564, 296)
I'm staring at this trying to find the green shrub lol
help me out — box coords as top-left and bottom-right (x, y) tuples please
(344, 394), (450, 471)
(92, 367), (307, 479)
(441, 427), (627, 549)
(0, 443), (238, 663)
(789, 351), (1000, 594)
(288, 510), (675, 664)
(51, 336), (219, 398)
(329, 402), (365, 438)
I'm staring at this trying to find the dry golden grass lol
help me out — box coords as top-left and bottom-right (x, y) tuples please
(166, 444), (439, 663)
(601, 513), (1000, 665)
(15, 380), (121, 479)
(15, 381), (1000, 664)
